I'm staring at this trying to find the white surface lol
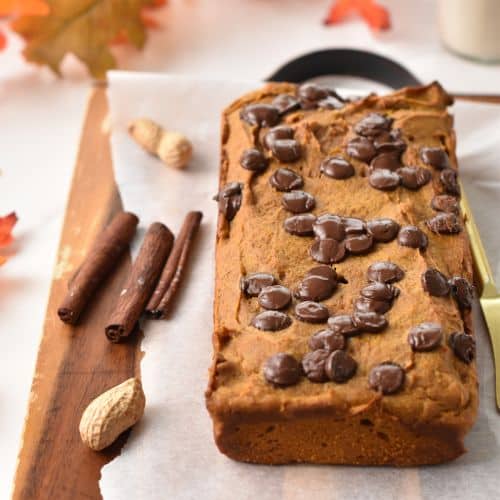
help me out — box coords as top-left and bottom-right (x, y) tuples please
(102, 72), (500, 500)
(1, 0), (500, 497)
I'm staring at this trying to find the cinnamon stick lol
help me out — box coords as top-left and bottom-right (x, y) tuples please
(105, 222), (174, 342)
(146, 211), (202, 319)
(57, 212), (139, 325)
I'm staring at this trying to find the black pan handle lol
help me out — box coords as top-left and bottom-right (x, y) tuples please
(267, 49), (421, 89)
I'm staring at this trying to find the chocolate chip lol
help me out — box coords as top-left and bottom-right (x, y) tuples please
(345, 234), (373, 254)
(397, 166), (432, 190)
(328, 314), (359, 336)
(367, 218), (400, 242)
(302, 349), (330, 382)
(263, 125), (294, 150)
(306, 265), (338, 281)
(251, 311), (292, 331)
(420, 147), (450, 170)
(431, 194), (460, 214)
(440, 168), (461, 196)
(240, 103), (280, 127)
(320, 157), (355, 180)
(295, 301), (330, 323)
(426, 213), (462, 234)
(263, 353), (302, 386)
(449, 332), (475, 363)
(258, 285), (292, 310)
(373, 130), (406, 153)
(421, 269), (450, 296)
(298, 83), (338, 109)
(214, 182), (243, 221)
(269, 167), (303, 191)
(398, 225), (428, 250)
(449, 276), (473, 309)
(318, 96), (344, 109)
(361, 282), (399, 301)
(367, 261), (405, 283)
(408, 322), (443, 351)
(368, 362), (405, 394)
(370, 152), (402, 171)
(369, 169), (401, 191)
(271, 139), (301, 162)
(310, 238), (346, 264)
(282, 190), (315, 213)
(354, 296), (391, 314)
(325, 350), (357, 383)
(352, 311), (388, 333)
(309, 329), (346, 351)
(295, 275), (336, 302)
(342, 217), (366, 235)
(241, 272), (277, 297)
(240, 148), (268, 172)
(272, 94), (300, 115)
(284, 214), (316, 236)
(354, 113), (392, 137)
(346, 136), (376, 162)
(313, 214), (345, 241)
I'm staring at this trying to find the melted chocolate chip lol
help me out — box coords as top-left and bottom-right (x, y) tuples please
(282, 190), (316, 213)
(241, 272), (276, 297)
(440, 168), (461, 196)
(397, 166), (432, 190)
(310, 238), (346, 264)
(214, 182), (243, 221)
(298, 83), (342, 109)
(352, 311), (388, 333)
(271, 139), (301, 162)
(449, 332), (475, 363)
(240, 148), (268, 172)
(306, 265), (338, 281)
(302, 349), (330, 382)
(309, 328), (346, 351)
(240, 103), (280, 127)
(369, 169), (401, 191)
(354, 296), (391, 314)
(251, 311), (292, 331)
(370, 152), (402, 171)
(325, 350), (357, 383)
(449, 276), (473, 309)
(421, 269), (450, 297)
(263, 353), (302, 386)
(431, 194), (460, 214)
(328, 314), (359, 336)
(345, 234), (373, 254)
(368, 362), (405, 394)
(271, 94), (301, 115)
(420, 147), (450, 170)
(367, 261), (405, 283)
(408, 322), (443, 351)
(398, 225), (428, 250)
(295, 301), (330, 323)
(426, 213), (462, 234)
(269, 167), (303, 191)
(346, 136), (377, 162)
(373, 130), (406, 153)
(313, 214), (346, 241)
(354, 113), (393, 137)
(296, 275), (337, 302)
(318, 95), (344, 109)
(263, 126), (294, 150)
(284, 214), (316, 236)
(342, 217), (366, 235)
(367, 218), (400, 242)
(361, 282), (399, 301)
(258, 285), (292, 310)
(320, 157), (355, 179)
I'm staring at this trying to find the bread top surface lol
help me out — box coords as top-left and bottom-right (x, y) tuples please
(207, 82), (477, 431)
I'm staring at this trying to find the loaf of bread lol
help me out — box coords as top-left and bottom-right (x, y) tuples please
(206, 82), (478, 466)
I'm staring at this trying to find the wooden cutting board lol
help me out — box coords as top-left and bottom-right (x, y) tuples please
(11, 84), (500, 500)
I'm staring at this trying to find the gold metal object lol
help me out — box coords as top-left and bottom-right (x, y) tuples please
(460, 185), (500, 409)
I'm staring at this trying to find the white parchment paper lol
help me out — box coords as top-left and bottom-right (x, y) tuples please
(102, 72), (500, 500)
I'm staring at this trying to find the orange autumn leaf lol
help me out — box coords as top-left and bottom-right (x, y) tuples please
(324, 0), (390, 31)
(0, 212), (18, 248)
(12, 0), (166, 79)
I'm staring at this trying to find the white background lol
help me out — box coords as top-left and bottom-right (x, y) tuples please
(1, 0), (500, 497)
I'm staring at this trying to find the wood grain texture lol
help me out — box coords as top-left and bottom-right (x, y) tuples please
(12, 87), (141, 500)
